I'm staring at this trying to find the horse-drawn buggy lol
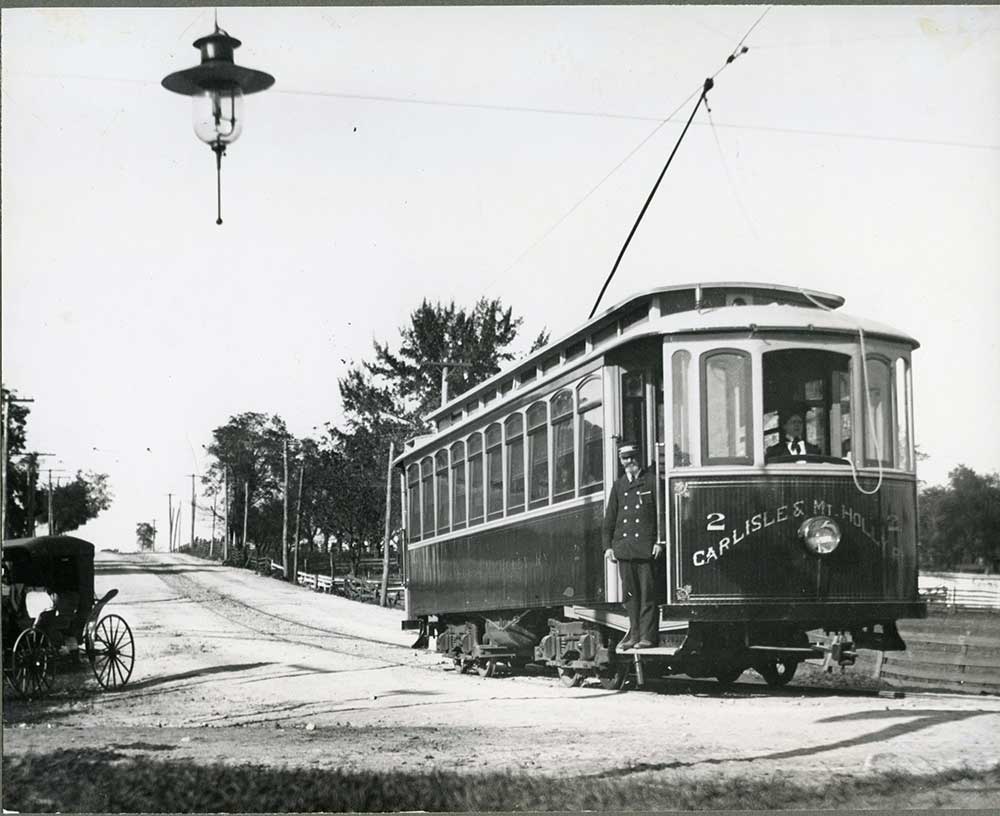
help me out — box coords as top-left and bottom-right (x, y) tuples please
(2, 535), (134, 697)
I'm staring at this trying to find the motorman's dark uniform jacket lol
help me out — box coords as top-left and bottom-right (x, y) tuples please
(603, 469), (658, 560)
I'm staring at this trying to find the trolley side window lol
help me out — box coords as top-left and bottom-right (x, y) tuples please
(421, 456), (435, 538)
(505, 414), (525, 515)
(701, 350), (753, 465)
(468, 433), (484, 525)
(451, 441), (467, 529)
(551, 389), (575, 503)
(762, 348), (853, 461)
(486, 423), (504, 521)
(407, 464), (421, 541)
(527, 402), (549, 508)
(578, 376), (604, 494)
(672, 350), (693, 466)
(435, 450), (450, 535)
(895, 357), (913, 471)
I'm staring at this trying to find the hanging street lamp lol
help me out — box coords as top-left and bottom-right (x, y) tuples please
(162, 22), (274, 225)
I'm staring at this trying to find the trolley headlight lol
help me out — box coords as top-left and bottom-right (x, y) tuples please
(798, 516), (841, 556)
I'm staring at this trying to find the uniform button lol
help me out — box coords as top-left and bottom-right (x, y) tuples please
(634, 533), (639, 538)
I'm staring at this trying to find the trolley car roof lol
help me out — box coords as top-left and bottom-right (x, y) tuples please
(402, 282), (918, 461)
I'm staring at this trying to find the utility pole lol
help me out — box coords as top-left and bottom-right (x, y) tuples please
(210, 496), (217, 558)
(282, 438), (289, 580)
(242, 481), (249, 551)
(426, 360), (473, 406)
(379, 441), (395, 606)
(188, 473), (197, 549)
(168, 493), (174, 553)
(1, 394), (34, 542)
(223, 467), (229, 562)
(293, 460), (303, 584)
(21, 452), (54, 537)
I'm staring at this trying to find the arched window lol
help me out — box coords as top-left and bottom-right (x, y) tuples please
(451, 441), (467, 528)
(420, 456), (435, 537)
(578, 377), (604, 493)
(486, 423), (503, 520)
(527, 402), (549, 508)
(551, 389), (575, 502)
(407, 463), (421, 541)
(505, 414), (525, 515)
(435, 450), (450, 534)
(467, 433), (484, 525)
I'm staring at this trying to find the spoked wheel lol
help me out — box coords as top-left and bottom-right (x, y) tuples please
(9, 628), (55, 698)
(557, 666), (584, 688)
(87, 614), (135, 690)
(756, 657), (798, 687)
(596, 663), (630, 691)
(476, 659), (498, 678)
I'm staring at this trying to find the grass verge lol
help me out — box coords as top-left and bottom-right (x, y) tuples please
(4, 750), (998, 812)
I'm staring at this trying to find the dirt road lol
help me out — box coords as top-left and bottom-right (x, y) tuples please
(4, 551), (999, 793)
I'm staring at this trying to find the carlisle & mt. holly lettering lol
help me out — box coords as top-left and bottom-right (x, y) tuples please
(690, 498), (901, 567)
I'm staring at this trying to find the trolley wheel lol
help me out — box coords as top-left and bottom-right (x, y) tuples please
(87, 614), (135, 690)
(757, 657), (798, 687)
(557, 666), (584, 688)
(596, 663), (630, 691)
(714, 666), (745, 686)
(8, 628), (54, 698)
(476, 659), (497, 678)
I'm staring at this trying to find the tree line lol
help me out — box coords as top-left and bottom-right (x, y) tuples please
(1, 385), (113, 539)
(192, 297), (547, 574)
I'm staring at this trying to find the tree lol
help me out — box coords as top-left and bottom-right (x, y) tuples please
(918, 465), (1000, 572)
(51, 471), (113, 533)
(368, 297), (523, 419)
(136, 521), (156, 551)
(3, 385), (113, 537)
(203, 412), (294, 559)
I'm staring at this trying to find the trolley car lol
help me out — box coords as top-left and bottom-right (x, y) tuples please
(2, 535), (135, 697)
(396, 283), (924, 688)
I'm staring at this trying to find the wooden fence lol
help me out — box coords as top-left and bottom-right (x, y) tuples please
(876, 614), (1000, 695)
(918, 571), (1000, 611)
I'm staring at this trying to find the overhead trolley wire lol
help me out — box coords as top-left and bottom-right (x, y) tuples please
(586, 7), (772, 319)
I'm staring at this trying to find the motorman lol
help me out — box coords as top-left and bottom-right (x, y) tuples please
(602, 442), (663, 650)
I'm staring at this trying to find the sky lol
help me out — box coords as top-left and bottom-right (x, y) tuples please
(2, 5), (998, 551)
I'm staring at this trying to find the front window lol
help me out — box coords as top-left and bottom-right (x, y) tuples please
(763, 348), (852, 462)
(672, 350), (693, 466)
(702, 350), (752, 464)
(864, 357), (894, 467)
(895, 357), (912, 471)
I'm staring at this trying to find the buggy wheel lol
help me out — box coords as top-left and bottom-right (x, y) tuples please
(557, 666), (583, 687)
(757, 657), (798, 687)
(87, 614), (134, 690)
(596, 663), (630, 691)
(476, 659), (497, 678)
(9, 628), (54, 698)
